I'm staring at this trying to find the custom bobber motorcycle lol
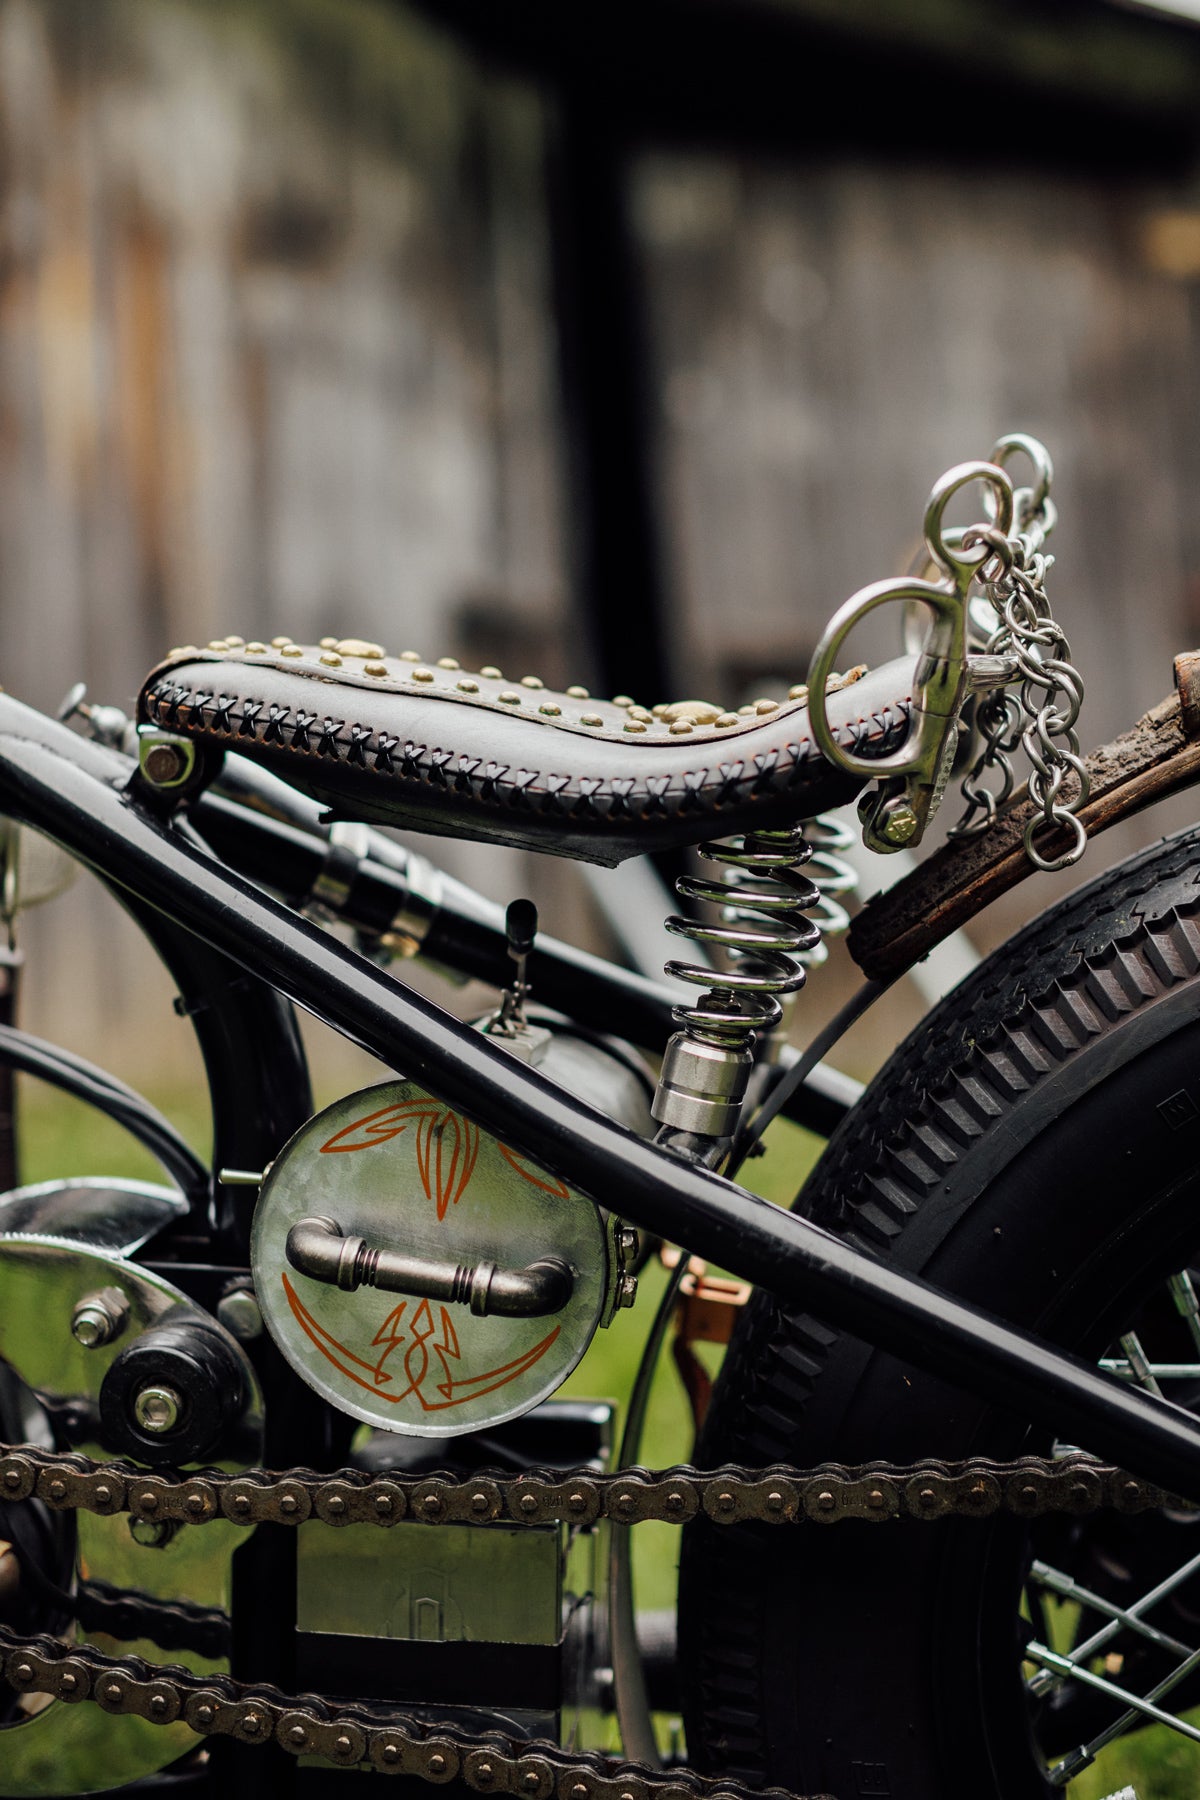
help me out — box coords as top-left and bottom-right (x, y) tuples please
(0, 436), (1198, 1799)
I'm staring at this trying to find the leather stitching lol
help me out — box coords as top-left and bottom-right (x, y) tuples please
(143, 678), (910, 828)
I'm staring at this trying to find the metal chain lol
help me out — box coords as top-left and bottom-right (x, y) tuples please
(950, 468), (1090, 871)
(0, 1441), (1186, 1797)
(0, 1442), (1181, 1531)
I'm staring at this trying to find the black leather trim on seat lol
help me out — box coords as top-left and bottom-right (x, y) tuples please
(138, 648), (916, 865)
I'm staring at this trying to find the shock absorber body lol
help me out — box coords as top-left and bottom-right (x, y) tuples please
(651, 824), (831, 1149)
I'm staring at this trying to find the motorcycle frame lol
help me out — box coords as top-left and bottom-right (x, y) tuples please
(5, 690), (1200, 1503)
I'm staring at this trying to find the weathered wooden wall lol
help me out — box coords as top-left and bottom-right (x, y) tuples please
(6, 0), (1200, 1096)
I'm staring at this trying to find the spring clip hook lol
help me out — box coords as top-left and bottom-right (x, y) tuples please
(651, 824), (828, 1146)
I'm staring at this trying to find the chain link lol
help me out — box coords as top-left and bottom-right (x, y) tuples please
(950, 449), (1090, 871)
(0, 1440), (1187, 1796)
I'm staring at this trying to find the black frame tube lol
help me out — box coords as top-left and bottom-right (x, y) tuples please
(6, 701), (1200, 1499)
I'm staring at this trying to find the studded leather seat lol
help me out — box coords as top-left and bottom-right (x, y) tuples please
(139, 637), (916, 865)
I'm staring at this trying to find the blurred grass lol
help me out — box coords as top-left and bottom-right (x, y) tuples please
(12, 1080), (1200, 1794)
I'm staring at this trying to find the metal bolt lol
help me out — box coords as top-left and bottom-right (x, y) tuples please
(766, 1491), (784, 1514)
(104, 1681), (122, 1703)
(71, 1288), (129, 1349)
(519, 1493), (538, 1516)
(867, 1488), (885, 1511)
(918, 1487), (937, 1509)
(374, 1493), (393, 1516)
(279, 1493), (298, 1516)
(617, 1274), (639, 1309)
(194, 1703), (216, 1728)
(470, 1492), (490, 1514)
(879, 799), (920, 845)
(288, 1725), (308, 1747)
(476, 1763), (495, 1786)
(132, 1385), (181, 1434)
(13, 1661), (33, 1685)
(216, 1288), (262, 1342)
(59, 1672), (78, 1695)
(428, 1754), (447, 1775)
(141, 742), (188, 786)
(241, 1711), (263, 1737)
(522, 1772), (541, 1791)
(48, 1479), (66, 1502)
(568, 1492), (587, 1514)
(817, 1490), (836, 1511)
(334, 1734), (353, 1757)
(422, 1494), (443, 1517)
(150, 1694), (168, 1716)
(326, 1495), (346, 1517)
(665, 1491), (685, 1513)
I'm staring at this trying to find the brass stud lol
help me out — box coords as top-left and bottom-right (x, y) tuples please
(612, 694), (634, 708)
(738, 703), (757, 716)
(498, 690), (521, 705)
(539, 702), (561, 716)
(628, 706), (654, 724)
(479, 665), (502, 679)
(624, 720), (646, 734)
(271, 635), (293, 648)
(754, 698), (779, 715)
(400, 649), (422, 662)
(651, 703), (670, 717)
(319, 636), (338, 649)
(281, 645), (303, 658)
(207, 639), (229, 652)
(579, 713), (603, 727)
(716, 712), (741, 727)
(520, 674), (544, 689)
(225, 635), (245, 647)
(457, 678), (480, 693)
(437, 656), (460, 670)
(364, 661), (389, 677)
(167, 645), (198, 658)
(669, 720), (693, 735)
(336, 638), (384, 658)
(246, 641), (267, 654)
(320, 652), (343, 668)
(787, 683), (809, 702)
(411, 667), (435, 683)
(566, 685), (589, 699)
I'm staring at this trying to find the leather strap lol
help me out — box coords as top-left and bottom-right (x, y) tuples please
(849, 655), (1200, 983)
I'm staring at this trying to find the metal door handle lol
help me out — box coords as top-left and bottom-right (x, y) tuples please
(285, 1215), (574, 1318)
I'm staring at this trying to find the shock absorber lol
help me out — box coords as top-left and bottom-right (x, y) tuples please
(651, 825), (824, 1152)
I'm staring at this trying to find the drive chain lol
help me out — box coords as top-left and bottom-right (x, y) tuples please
(0, 1441), (1189, 1797)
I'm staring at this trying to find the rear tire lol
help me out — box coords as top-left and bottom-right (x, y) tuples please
(680, 824), (1200, 1799)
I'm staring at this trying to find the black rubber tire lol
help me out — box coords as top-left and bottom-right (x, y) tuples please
(679, 823), (1200, 1800)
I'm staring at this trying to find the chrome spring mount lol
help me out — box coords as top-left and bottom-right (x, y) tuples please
(651, 824), (831, 1145)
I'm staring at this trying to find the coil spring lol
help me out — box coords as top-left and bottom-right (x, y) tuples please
(791, 814), (858, 969)
(663, 825), (826, 1047)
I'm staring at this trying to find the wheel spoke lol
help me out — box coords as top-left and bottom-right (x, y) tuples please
(1028, 1638), (1200, 1784)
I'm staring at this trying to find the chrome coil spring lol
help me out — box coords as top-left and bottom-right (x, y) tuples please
(791, 814), (859, 969)
(663, 825), (823, 1048)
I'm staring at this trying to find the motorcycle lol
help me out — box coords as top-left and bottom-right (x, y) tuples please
(0, 433), (1193, 1800)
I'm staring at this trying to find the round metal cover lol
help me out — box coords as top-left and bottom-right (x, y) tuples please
(252, 1082), (608, 1436)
